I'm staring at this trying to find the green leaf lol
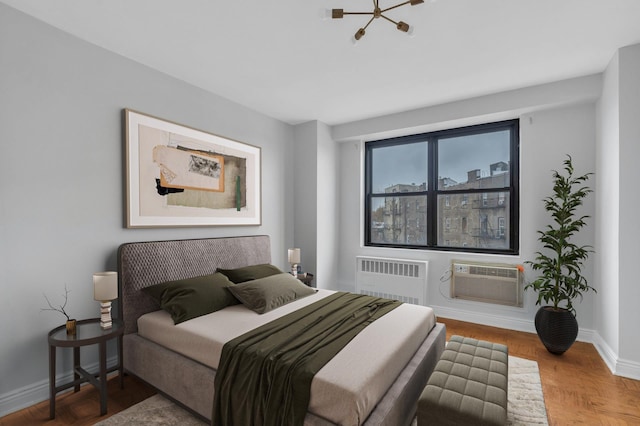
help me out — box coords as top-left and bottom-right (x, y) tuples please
(525, 155), (595, 316)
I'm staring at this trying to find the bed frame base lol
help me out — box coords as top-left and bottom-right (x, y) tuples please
(124, 323), (445, 425)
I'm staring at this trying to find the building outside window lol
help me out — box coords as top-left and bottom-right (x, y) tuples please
(364, 120), (519, 254)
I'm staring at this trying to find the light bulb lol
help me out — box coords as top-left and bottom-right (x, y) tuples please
(319, 8), (332, 20)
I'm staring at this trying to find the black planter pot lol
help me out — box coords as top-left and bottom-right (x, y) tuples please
(534, 306), (579, 355)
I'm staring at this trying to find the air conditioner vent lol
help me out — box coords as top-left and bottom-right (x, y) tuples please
(451, 261), (522, 307)
(468, 265), (518, 279)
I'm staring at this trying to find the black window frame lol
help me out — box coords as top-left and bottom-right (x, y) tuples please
(364, 119), (520, 255)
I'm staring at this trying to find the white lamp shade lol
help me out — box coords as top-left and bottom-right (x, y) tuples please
(93, 271), (118, 301)
(288, 248), (301, 264)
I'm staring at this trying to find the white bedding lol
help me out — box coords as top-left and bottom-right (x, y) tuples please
(138, 289), (436, 425)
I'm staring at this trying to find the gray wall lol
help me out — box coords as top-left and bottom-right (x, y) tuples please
(335, 100), (599, 328)
(595, 43), (640, 378)
(292, 120), (339, 290)
(0, 4), (295, 414)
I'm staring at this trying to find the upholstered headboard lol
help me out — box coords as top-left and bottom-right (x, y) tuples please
(117, 235), (272, 334)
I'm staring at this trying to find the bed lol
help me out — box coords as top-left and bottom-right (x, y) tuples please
(118, 235), (446, 425)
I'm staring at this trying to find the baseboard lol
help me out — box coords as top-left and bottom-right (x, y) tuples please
(592, 333), (640, 380)
(0, 356), (118, 418)
(432, 304), (537, 335)
(432, 304), (595, 343)
(0, 376), (50, 419)
(616, 357), (640, 380)
(592, 332), (618, 375)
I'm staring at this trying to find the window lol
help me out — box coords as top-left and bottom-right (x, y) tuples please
(364, 120), (519, 254)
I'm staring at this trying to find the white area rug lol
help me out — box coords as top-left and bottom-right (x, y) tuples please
(97, 356), (547, 425)
(506, 356), (548, 425)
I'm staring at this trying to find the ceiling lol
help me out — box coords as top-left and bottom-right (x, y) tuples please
(3, 0), (640, 125)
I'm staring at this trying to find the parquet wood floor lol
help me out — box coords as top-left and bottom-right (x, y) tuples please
(1, 317), (638, 425)
(440, 318), (640, 426)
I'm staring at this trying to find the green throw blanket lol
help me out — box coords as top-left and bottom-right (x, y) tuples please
(212, 292), (401, 426)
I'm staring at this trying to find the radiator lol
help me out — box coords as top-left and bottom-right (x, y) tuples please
(355, 256), (428, 305)
(451, 261), (523, 307)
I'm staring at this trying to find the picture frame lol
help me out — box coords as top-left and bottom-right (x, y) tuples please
(125, 109), (261, 227)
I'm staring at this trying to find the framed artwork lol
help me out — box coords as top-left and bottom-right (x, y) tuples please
(125, 109), (261, 227)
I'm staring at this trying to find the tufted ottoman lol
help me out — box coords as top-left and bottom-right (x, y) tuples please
(417, 335), (508, 426)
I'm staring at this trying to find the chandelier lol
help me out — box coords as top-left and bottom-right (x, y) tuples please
(332, 0), (425, 41)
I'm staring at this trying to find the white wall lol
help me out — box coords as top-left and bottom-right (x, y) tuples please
(333, 75), (602, 142)
(292, 121), (339, 290)
(0, 4), (295, 415)
(336, 80), (599, 336)
(315, 121), (339, 290)
(593, 43), (640, 379)
(616, 44), (640, 374)
(595, 49), (621, 367)
(293, 122), (319, 278)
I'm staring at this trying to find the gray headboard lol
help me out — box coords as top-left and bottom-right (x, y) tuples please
(117, 235), (272, 334)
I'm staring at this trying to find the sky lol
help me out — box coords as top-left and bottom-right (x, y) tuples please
(371, 130), (510, 193)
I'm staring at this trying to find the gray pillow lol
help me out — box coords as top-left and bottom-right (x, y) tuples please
(142, 272), (239, 324)
(228, 273), (316, 314)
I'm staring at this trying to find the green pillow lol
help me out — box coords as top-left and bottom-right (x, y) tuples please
(142, 272), (239, 324)
(216, 263), (283, 284)
(228, 273), (316, 314)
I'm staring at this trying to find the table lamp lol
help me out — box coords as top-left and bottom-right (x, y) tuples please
(288, 248), (300, 277)
(93, 271), (118, 329)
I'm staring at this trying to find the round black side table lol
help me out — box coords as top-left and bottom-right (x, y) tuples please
(48, 318), (124, 419)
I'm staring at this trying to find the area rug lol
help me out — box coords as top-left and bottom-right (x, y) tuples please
(505, 355), (548, 425)
(96, 356), (547, 425)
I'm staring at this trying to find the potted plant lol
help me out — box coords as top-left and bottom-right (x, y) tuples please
(525, 155), (595, 354)
(42, 285), (77, 335)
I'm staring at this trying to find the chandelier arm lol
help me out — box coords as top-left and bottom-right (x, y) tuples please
(362, 16), (376, 31)
(380, 14), (400, 26)
(381, 1), (411, 13)
(342, 11), (375, 16)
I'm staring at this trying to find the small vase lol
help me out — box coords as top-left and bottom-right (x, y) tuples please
(66, 319), (77, 335)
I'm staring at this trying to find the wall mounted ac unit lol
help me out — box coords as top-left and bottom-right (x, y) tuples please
(356, 256), (428, 305)
(451, 261), (522, 307)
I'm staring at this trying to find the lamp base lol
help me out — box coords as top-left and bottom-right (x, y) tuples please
(99, 301), (112, 329)
(290, 263), (298, 276)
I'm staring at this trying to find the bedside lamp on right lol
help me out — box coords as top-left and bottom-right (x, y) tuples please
(288, 248), (300, 277)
